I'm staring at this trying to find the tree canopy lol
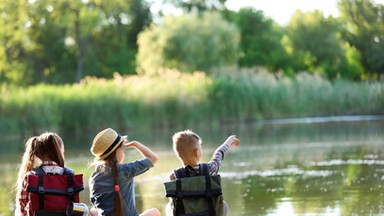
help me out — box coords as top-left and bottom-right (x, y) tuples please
(0, 0), (151, 85)
(338, 0), (384, 78)
(222, 7), (290, 72)
(0, 0), (383, 85)
(137, 12), (240, 75)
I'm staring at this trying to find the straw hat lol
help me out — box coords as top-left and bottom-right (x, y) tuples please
(91, 128), (126, 159)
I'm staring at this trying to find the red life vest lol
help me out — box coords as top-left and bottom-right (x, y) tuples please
(26, 167), (84, 216)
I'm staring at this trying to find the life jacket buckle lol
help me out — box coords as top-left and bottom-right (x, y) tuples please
(38, 186), (45, 194)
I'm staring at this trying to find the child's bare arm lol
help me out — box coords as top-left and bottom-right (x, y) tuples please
(124, 141), (159, 165)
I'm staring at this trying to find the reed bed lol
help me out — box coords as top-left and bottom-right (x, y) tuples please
(1, 68), (383, 138)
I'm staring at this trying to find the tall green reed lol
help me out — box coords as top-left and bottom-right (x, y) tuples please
(0, 68), (383, 140)
(209, 67), (384, 120)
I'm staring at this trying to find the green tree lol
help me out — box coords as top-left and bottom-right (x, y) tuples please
(222, 8), (290, 72)
(283, 10), (361, 79)
(25, 0), (77, 84)
(0, 0), (30, 84)
(0, 0), (152, 85)
(338, 0), (384, 78)
(82, 0), (152, 78)
(137, 12), (240, 75)
(1, 0), (94, 84)
(339, 42), (364, 79)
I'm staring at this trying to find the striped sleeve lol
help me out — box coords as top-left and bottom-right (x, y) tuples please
(208, 143), (230, 175)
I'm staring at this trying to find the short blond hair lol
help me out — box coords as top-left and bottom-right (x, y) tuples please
(172, 130), (201, 163)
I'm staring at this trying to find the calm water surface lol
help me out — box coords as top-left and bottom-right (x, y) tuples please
(1, 117), (383, 216)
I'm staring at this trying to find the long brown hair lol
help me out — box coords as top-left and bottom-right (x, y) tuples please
(15, 132), (65, 210)
(97, 146), (124, 216)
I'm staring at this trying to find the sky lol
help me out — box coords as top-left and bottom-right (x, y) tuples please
(152, 0), (384, 26)
(225, 0), (384, 25)
(225, 0), (340, 25)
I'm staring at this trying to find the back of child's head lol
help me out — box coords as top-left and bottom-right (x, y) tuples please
(16, 132), (65, 201)
(22, 132), (65, 169)
(33, 132), (64, 166)
(172, 130), (202, 163)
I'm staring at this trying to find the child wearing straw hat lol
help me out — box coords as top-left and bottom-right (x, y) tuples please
(89, 128), (160, 216)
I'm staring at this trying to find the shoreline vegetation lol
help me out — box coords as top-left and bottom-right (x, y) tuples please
(1, 67), (383, 138)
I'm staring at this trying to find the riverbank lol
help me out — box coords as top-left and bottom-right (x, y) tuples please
(1, 68), (383, 140)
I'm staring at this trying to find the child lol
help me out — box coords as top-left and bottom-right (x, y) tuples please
(89, 128), (160, 216)
(166, 129), (240, 215)
(15, 132), (83, 216)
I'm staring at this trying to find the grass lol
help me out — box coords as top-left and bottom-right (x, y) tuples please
(0, 67), (383, 141)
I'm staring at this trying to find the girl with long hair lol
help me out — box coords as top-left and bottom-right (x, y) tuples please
(15, 132), (82, 216)
(89, 128), (160, 216)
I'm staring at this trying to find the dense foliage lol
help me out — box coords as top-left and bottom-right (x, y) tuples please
(338, 0), (384, 79)
(222, 8), (290, 72)
(1, 0), (383, 85)
(284, 10), (362, 79)
(0, 0), (151, 85)
(137, 12), (240, 74)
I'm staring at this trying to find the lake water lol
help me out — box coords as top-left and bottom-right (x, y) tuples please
(1, 116), (384, 216)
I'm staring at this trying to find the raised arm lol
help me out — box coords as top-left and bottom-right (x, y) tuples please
(223, 135), (240, 148)
(124, 141), (159, 165)
(209, 135), (240, 175)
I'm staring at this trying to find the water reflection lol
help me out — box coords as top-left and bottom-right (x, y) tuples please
(222, 159), (384, 215)
(0, 118), (384, 215)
